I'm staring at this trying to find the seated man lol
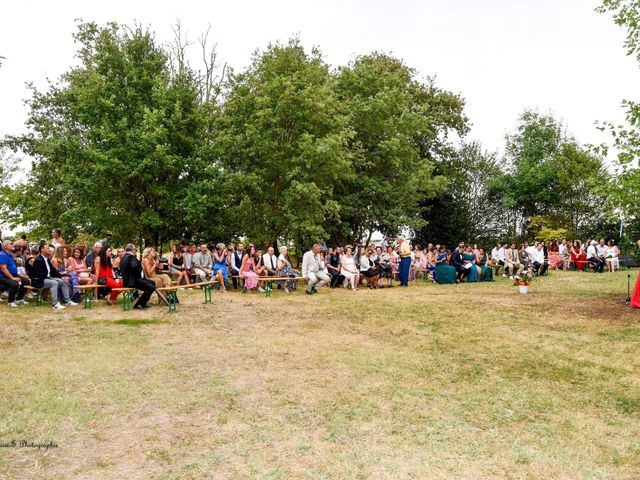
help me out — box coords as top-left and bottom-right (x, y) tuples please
(0, 240), (28, 307)
(503, 243), (523, 278)
(31, 244), (77, 310)
(262, 247), (278, 277)
(587, 240), (604, 273)
(192, 244), (214, 282)
(302, 244), (331, 294)
(527, 242), (547, 276)
(490, 242), (506, 276)
(451, 243), (470, 283)
(558, 239), (570, 270)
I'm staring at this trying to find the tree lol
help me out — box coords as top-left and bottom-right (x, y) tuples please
(4, 22), (208, 248)
(330, 53), (466, 245)
(214, 38), (352, 248)
(416, 141), (504, 246)
(596, 1), (640, 221)
(493, 110), (607, 239)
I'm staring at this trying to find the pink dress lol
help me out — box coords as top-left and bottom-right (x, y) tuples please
(241, 256), (259, 289)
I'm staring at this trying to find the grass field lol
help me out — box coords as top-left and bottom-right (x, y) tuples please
(0, 270), (639, 479)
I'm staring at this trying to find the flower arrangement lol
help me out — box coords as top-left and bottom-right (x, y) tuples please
(513, 269), (534, 286)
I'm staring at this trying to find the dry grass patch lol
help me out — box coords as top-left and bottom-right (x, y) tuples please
(0, 271), (638, 479)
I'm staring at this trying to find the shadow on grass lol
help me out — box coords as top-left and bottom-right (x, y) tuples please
(111, 319), (170, 326)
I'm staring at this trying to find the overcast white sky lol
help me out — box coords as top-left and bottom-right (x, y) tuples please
(1, 0), (638, 158)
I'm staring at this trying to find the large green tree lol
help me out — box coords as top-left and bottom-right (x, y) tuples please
(330, 53), (466, 245)
(4, 22), (207, 247)
(493, 110), (607, 239)
(214, 38), (352, 248)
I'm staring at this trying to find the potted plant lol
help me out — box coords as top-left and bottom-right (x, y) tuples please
(513, 269), (533, 294)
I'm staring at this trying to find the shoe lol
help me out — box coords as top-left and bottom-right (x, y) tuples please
(7, 302), (18, 308)
(305, 289), (313, 295)
(105, 298), (113, 306)
(258, 287), (265, 293)
(15, 299), (27, 305)
(134, 304), (149, 310)
(53, 303), (65, 310)
(502, 274), (508, 278)
(65, 300), (78, 306)
(311, 287), (318, 294)
(0, 292), (8, 298)
(284, 288), (290, 293)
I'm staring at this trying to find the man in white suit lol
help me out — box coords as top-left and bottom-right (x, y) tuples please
(302, 244), (330, 294)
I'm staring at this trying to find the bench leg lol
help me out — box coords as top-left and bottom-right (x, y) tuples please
(242, 279), (247, 294)
(265, 281), (272, 298)
(122, 291), (132, 311)
(35, 290), (43, 306)
(203, 285), (212, 304)
(168, 292), (177, 313)
(83, 289), (93, 309)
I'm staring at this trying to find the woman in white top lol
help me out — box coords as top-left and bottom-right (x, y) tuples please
(340, 246), (360, 291)
(606, 240), (620, 272)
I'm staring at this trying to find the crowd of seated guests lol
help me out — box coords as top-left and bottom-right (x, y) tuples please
(0, 225), (629, 309)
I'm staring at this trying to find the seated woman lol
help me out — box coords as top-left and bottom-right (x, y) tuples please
(434, 246), (457, 284)
(240, 244), (261, 293)
(570, 240), (587, 271)
(376, 246), (393, 288)
(142, 248), (173, 304)
(212, 243), (228, 292)
(168, 244), (190, 286)
(547, 240), (563, 269)
(67, 247), (93, 285)
(276, 246), (300, 292)
(95, 246), (123, 306)
(476, 248), (494, 282)
(53, 246), (79, 297)
(359, 248), (380, 289)
(605, 240), (619, 272)
(463, 245), (481, 282)
(340, 246), (360, 291)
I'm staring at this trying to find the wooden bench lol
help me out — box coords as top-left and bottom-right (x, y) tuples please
(232, 275), (306, 297)
(156, 281), (216, 312)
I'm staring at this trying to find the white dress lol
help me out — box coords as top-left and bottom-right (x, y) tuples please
(340, 256), (358, 285)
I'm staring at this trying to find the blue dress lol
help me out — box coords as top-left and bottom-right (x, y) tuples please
(213, 253), (228, 283)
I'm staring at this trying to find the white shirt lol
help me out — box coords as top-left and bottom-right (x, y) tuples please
(262, 253), (278, 271)
(491, 247), (505, 262)
(596, 244), (609, 257)
(301, 251), (323, 276)
(587, 245), (597, 259)
(559, 244), (569, 257)
(341, 255), (356, 273)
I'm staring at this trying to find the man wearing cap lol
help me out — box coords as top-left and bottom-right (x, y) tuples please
(397, 235), (411, 287)
(302, 244), (330, 294)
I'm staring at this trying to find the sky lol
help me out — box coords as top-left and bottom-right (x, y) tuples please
(0, 0), (638, 163)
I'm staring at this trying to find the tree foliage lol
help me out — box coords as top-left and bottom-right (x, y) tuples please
(596, 1), (640, 220)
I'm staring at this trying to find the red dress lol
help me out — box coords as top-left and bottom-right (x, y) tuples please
(570, 248), (587, 271)
(631, 272), (640, 309)
(98, 264), (123, 301)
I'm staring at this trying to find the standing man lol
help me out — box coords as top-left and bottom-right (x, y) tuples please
(302, 244), (330, 294)
(262, 247), (278, 277)
(32, 244), (77, 310)
(230, 243), (244, 289)
(85, 241), (103, 274)
(120, 243), (155, 310)
(397, 235), (411, 287)
(0, 240), (28, 307)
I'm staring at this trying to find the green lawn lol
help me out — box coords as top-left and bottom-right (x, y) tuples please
(0, 271), (638, 479)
